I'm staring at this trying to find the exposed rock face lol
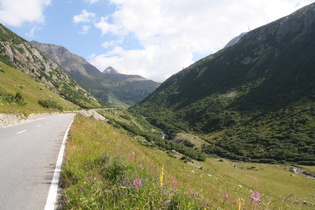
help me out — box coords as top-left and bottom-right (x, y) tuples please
(0, 24), (103, 108)
(0, 37), (64, 89)
(0, 113), (60, 128)
(31, 41), (160, 106)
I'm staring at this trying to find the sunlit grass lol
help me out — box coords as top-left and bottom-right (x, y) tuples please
(60, 114), (315, 209)
(0, 61), (79, 114)
(61, 114), (209, 209)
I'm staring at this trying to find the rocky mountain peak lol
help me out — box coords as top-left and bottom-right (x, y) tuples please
(103, 66), (119, 74)
(31, 41), (101, 78)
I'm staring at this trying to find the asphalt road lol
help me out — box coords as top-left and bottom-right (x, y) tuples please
(0, 113), (75, 210)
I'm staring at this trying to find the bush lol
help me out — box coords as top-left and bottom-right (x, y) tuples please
(38, 99), (63, 111)
(0, 91), (26, 106)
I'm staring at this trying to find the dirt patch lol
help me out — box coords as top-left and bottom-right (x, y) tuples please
(76, 110), (107, 122)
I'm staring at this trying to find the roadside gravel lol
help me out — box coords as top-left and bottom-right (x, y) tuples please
(0, 112), (61, 128)
(0, 110), (107, 128)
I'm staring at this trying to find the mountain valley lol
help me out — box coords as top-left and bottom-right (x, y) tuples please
(31, 41), (160, 107)
(1, 3), (315, 209)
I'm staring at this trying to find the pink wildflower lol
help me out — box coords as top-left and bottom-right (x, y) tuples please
(133, 178), (142, 187)
(223, 193), (229, 199)
(139, 163), (144, 169)
(251, 191), (261, 202)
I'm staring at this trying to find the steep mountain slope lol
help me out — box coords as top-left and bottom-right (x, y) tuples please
(0, 24), (103, 109)
(31, 41), (160, 106)
(0, 61), (79, 114)
(132, 3), (315, 164)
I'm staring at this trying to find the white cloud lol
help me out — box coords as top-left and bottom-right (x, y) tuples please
(90, 0), (315, 81)
(90, 45), (193, 81)
(83, 0), (103, 4)
(94, 17), (115, 35)
(101, 40), (115, 48)
(79, 25), (91, 34)
(25, 26), (39, 37)
(73, 9), (96, 23)
(0, 0), (51, 27)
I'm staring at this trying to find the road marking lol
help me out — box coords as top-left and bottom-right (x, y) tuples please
(17, 130), (27, 134)
(46, 121), (50, 124)
(44, 119), (74, 210)
(36, 124), (42, 127)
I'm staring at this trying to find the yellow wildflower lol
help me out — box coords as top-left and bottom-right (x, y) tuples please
(160, 165), (164, 187)
(237, 198), (241, 210)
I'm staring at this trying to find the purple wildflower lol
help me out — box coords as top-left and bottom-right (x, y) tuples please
(251, 191), (261, 202)
(120, 179), (127, 186)
(139, 163), (144, 169)
(133, 178), (142, 187)
(202, 201), (210, 208)
(190, 191), (199, 198)
(223, 193), (229, 199)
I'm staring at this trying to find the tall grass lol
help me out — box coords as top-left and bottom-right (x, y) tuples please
(60, 114), (209, 209)
(60, 114), (315, 209)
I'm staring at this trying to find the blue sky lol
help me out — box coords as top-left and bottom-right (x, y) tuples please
(1, 0), (314, 81)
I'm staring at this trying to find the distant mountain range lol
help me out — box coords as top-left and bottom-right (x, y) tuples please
(132, 3), (315, 164)
(0, 24), (103, 109)
(31, 41), (160, 106)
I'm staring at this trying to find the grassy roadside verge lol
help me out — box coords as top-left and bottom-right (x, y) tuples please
(60, 114), (315, 209)
(60, 114), (209, 209)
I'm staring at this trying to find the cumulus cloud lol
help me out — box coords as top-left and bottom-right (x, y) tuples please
(101, 40), (116, 48)
(0, 0), (51, 27)
(78, 25), (91, 34)
(94, 16), (115, 35)
(90, 45), (193, 81)
(89, 0), (314, 81)
(73, 9), (96, 23)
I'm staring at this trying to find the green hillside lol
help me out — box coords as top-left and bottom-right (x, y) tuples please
(0, 24), (105, 109)
(131, 3), (315, 164)
(0, 61), (79, 114)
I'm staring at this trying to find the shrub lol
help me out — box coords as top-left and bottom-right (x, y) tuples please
(38, 99), (63, 111)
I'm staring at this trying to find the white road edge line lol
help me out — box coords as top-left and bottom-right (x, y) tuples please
(44, 119), (74, 210)
(17, 130), (27, 134)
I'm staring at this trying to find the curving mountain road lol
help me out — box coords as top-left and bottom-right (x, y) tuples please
(0, 113), (75, 210)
